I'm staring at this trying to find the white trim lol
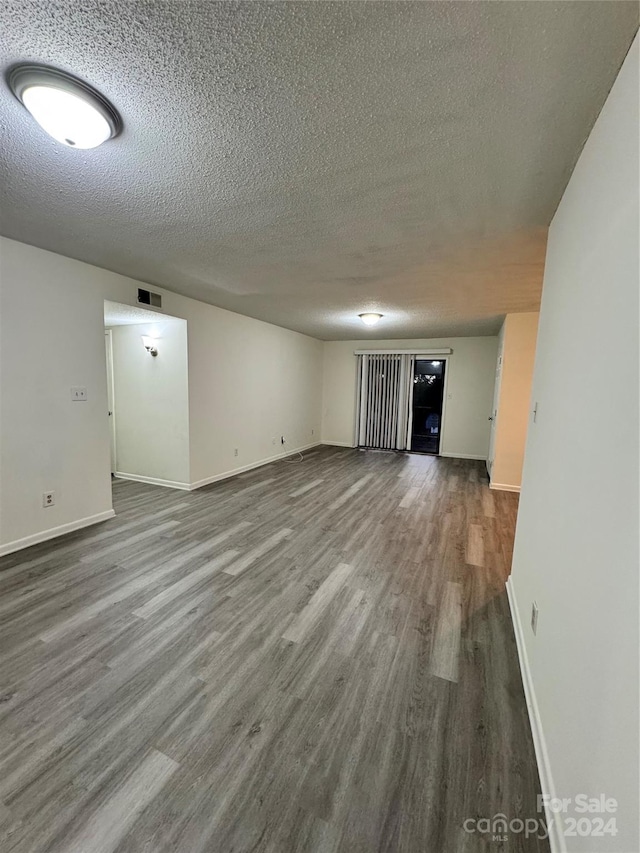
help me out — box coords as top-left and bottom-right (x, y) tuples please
(489, 482), (521, 493)
(104, 329), (117, 474)
(189, 442), (322, 490)
(114, 472), (192, 491)
(353, 348), (452, 355)
(487, 335), (504, 478)
(506, 577), (564, 853)
(354, 354), (364, 448)
(436, 356), (449, 456)
(405, 357), (415, 449)
(440, 451), (486, 460)
(0, 509), (116, 557)
(321, 440), (355, 448)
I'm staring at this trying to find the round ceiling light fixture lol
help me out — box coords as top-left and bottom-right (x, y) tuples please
(8, 64), (121, 149)
(358, 312), (383, 326)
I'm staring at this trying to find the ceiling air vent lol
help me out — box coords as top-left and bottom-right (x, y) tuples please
(137, 288), (162, 307)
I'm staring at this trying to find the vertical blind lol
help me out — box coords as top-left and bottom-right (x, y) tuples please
(356, 353), (415, 450)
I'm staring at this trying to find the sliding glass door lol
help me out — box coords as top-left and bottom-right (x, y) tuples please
(356, 353), (414, 450)
(410, 360), (446, 454)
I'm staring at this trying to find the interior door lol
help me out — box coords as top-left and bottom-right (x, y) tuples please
(104, 330), (116, 474)
(487, 351), (502, 477)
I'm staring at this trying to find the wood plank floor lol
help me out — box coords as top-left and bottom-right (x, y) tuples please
(0, 447), (549, 852)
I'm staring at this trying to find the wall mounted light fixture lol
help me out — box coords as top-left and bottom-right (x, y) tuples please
(141, 335), (158, 356)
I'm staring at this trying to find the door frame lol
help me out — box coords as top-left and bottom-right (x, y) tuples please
(104, 329), (117, 474)
(487, 350), (503, 477)
(352, 348), (453, 452)
(408, 356), (450, 455)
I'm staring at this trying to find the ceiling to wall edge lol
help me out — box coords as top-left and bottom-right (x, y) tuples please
(103, 299), (184, 327)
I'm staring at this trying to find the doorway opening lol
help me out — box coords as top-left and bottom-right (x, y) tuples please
(103, 300), (190, 490)
(410, 360), (446, 454)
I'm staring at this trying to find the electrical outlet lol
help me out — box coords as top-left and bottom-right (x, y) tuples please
(71, 386), (87, 401)
(234, 448), (238, 457)
(311, 429), (314, 435)
(531, 602), (539, 635)
(42, 491), (55, 508)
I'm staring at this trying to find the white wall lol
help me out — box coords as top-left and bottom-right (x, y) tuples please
(490, 312), (539, 490)
(510, 35), (638, 853)
(0, 237), (323, 554)
(109, 320), (190, 487)
(322, 337), (498, 458)
(0, 245), (114, 552)
(186, 304), (323, 487)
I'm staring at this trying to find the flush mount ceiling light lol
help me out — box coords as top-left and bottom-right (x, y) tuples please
(8, 64), (121, 149)
(358, 313), (383, 326)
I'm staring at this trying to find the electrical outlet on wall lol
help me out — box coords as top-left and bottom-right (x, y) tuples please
(42, 491), (55, 508)
(531, 601), (539, 635)
(71, 386), (87, 401)
(234, 448), (238, 457)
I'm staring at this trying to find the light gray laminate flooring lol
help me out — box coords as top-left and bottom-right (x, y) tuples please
(0, 447), (548, 852)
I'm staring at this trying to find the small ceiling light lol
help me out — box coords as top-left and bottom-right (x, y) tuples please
(141, 336), (158, 356)
(8, 64), (121, 149)
(359, 313), (383, 326)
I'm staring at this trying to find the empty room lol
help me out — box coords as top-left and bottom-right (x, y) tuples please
(0, 3), (638, 853)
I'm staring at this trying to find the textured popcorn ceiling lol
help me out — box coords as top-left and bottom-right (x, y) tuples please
(0, 2), (637, 340)
(103, 300), (169, 327)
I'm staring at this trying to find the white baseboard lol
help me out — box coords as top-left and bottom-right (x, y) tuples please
(321, 441), (356, 448)
(114, 472), (192, 491)
(189, 442), (322, 490)
(441, 451), (487, 461)
(0, 509), (116, 557)
(490, 482), (521, 493)
(506, 577), (564, 853)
